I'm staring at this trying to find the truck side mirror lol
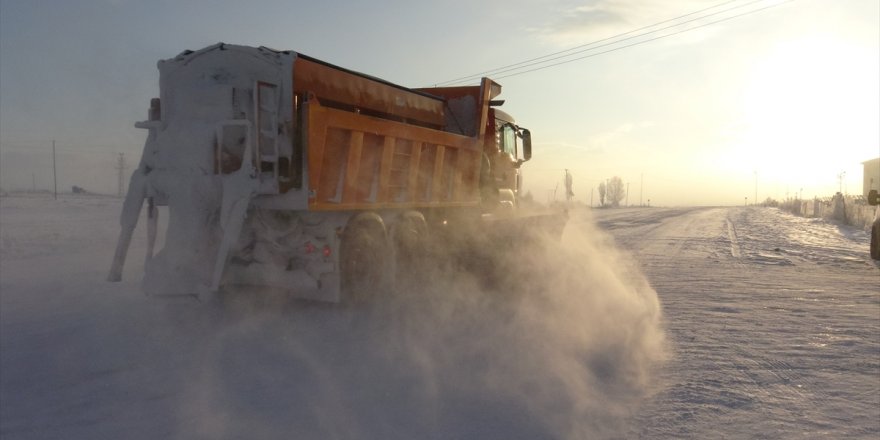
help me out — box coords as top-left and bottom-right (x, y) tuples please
(521, 129), (532, 162)
(869, 189), (879, 206)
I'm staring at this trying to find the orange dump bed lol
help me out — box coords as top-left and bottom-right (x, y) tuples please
(293, 56), (491, 211)
(303, 98), (483, 211)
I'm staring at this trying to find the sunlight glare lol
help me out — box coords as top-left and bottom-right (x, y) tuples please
(734, 35), (879, 196)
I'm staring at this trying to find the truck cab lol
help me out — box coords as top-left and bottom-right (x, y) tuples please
(488, 108), (532, 208)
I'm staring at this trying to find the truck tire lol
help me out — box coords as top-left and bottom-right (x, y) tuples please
(391, 211), (428, 287)
(871, 221), (880, 260)
(340, 212), (389, 302)
(479, 153), (499, 209)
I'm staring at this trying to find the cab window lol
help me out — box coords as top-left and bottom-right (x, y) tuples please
(497, 122), (517, 158)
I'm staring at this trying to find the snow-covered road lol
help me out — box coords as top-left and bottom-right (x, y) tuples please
(590, 207), (879, 438)
(1, 196), (877, 439)
(2, 195), (664, 439)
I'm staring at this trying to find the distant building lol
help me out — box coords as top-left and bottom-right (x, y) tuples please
(864, 157), (880, 197)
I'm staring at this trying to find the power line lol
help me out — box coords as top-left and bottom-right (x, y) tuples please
(497, 0), (793, 81)
(435, 0), (752, 86)
(1, 139), (140, 152)
(436, 0), (792, 85)
(0, 142), (137, 156)
(496, 0), (772, 79)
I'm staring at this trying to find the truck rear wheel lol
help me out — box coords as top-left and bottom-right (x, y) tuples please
(340, 212), (390, 302)
(391, 211), (428, 287)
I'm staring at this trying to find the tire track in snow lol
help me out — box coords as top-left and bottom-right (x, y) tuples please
(595, 208), (729, 261)
(729, 345), (815, 404)
(726, 217), (742, 259)
(596, 206), (880, 438)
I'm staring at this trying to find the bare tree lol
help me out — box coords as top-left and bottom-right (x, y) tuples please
(606, 176), (626, 208)
(564, 169), (574, 202)
(598, 181), (606, 207)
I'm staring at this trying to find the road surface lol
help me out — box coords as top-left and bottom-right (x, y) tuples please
(1, 196), (877, 439)
(589, 206), (879, 439)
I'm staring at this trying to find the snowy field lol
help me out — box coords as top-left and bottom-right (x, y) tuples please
(1, 194), (877, 439)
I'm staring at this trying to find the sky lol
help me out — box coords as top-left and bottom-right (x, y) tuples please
(0, 0), (877, 205)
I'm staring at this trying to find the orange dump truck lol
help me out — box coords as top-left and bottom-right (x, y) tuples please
(108, 43), (565, 301)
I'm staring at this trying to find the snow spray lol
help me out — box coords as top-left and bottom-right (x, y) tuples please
(170, 209), (668, 439)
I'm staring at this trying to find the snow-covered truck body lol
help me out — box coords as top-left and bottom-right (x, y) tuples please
(108, 43), (559, 301)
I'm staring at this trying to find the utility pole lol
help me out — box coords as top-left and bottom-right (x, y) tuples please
(115, 153), (127, 197)
(626, 182), (630, 207)
(837, 171), (846, 194)
(753, 171), (757, 207)
(564, 169), (573, 203)
(52, 140), (57, 200)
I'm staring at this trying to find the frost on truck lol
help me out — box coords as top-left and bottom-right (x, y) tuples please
(108, 43), (563, 302)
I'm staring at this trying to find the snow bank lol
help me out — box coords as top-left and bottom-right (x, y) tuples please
(782, 193), (878, 231)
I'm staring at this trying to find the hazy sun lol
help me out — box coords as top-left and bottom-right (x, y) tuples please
(735, 34), (879, 195)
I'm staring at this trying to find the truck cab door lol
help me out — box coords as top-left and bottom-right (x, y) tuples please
(494, 120), (532, 196)
(494, 121), (517, 190)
